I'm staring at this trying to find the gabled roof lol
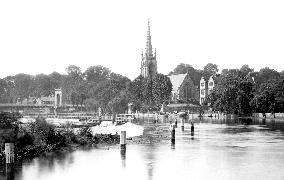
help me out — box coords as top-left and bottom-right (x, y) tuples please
(168, 73), (187, 91)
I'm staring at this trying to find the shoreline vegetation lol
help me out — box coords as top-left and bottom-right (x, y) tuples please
(0, 112), (120, 167)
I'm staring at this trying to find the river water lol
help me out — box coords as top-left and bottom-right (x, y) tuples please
(2, 118), (284, 180)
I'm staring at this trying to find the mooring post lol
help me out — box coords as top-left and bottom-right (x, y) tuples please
(5, 143), (15, 177)
(181, 118), (184, 131)
(5, 143), (14, 164)
(191, 122), (194, 136)
(120, 131), (126, 150)
(120, 130), (126, 168)
(175, 118), (177, 128)
(170, 124), (175, 143)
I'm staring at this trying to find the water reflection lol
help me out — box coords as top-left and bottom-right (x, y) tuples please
(5, 164), (15, 180)
(120, 148), (126, 168)
(2, 118), (284, 180)
(171, 142), (175, 150)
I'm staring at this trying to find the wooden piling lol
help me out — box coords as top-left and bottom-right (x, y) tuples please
(5, 143), (14, 164)
(181, 118), (184, 131)
(120, 131), (126, 149)
(191, 122), (194, 136)
(170, 124), (175, 143)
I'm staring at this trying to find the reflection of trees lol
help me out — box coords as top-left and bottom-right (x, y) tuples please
(30, 150), (74, 175)
(138, 125), (159, 180)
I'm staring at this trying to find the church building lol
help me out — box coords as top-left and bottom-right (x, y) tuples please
(139, 20), (199, 103)
(168, 72), (199, 102)
(140, 20), (157, 78)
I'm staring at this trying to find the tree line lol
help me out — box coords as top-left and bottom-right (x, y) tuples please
(207, 65), (284, 115)
(0, 65), (172, 113)
(0, 63), (283, 114)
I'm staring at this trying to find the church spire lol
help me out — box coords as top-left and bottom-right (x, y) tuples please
(146, 19), (153, 56)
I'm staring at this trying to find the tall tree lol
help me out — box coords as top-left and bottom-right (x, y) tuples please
(257, 67), (280, 84)
(152, 73), (172, 107)
(202, 63), (218, 81)
(0, 79), (8, 103)
(14, 74), (32, 100)
(66, 65), (83, 81)
(240, 64), (254, 77)
(251, 79), (284, 113)
(85, 65), (111, 83)
(30, 74), (55, 97)
(208, 69), (254, 115)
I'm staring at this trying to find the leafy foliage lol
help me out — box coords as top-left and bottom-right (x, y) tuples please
(208, 69), (254, 115)
(202, 63), (218, 81)
(152, 73), (172, 107)
(129, 74), (172, 111)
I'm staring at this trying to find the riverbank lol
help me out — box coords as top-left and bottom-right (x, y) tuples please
(1, 112), (146, 167)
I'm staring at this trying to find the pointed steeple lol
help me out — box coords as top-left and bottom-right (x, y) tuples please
(141, 19), (157, 78)
(146, 19), (153, 57)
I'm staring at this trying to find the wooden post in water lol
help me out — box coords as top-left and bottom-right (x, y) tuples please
(181, 118), (184, 131)
(174, 118), (177, 128)
(120, 131), (126, 168)
(191, 122), (194, 136)
(5, 143), (14, 164)
(170, 124), (175, 143)
(5, 143), (15, 178)
(120, 131), (126, 150)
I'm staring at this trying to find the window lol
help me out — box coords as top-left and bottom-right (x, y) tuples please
(209, 82), (214, 86)
(201, 82), (205, 87)
(209, 89), (213, 94)
(201, 89), (205, 95)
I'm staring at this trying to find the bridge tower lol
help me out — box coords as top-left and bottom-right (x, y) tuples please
(54, 89), (62, 108)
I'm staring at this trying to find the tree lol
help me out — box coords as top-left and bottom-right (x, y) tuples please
(107, 90), (129, 114)
(129, 74), (172, 111)
(129, 75), (144, 104)
(240, 64), (254, 77)
(251, 79), (284, 113)
(3, 76), (16, 103)
(84, 72), (130, 113)
(49, 71), (63, 89)
(202, 63), (218, 81)
(0, 112), (21, 144)
(208, 69), (254, 115)
(152, 74), (172, 108)
(66, 65), (83, 81)
(14, 73), (33, 100)
(85, 65), (111, 83)
(257, 67), (280, 84)
(30, 74), (55, 97)
(0, 78), (8, 103)
(280, 70), (284, 79)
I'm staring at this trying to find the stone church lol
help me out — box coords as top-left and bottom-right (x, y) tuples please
(140, 21), (199, 103)
(140, 20), (157, 78)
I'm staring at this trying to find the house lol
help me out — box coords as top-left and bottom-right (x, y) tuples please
(200, 76), (216, 105)
(168, 73), (199, 103)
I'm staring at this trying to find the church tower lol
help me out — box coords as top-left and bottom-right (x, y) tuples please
(141, 20), (157, 78)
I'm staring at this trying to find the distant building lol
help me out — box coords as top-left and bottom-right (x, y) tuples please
(200, 76), (216, 105)
(168, 73), (199, 102)
(38, 95), (55, 105)
(141, 20), (157, 78)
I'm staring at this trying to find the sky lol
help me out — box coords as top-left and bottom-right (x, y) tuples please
(1, 0), (284, 80)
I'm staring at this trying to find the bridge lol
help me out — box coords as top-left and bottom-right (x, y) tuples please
(0, 103), (79, 112)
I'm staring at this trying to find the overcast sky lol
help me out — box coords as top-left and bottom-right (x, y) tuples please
(1, 0), (284, 80)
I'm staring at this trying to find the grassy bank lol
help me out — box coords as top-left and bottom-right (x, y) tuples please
(0, 112), (119, 165)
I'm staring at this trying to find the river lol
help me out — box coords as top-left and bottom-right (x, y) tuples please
(2, 118), (284, 180)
